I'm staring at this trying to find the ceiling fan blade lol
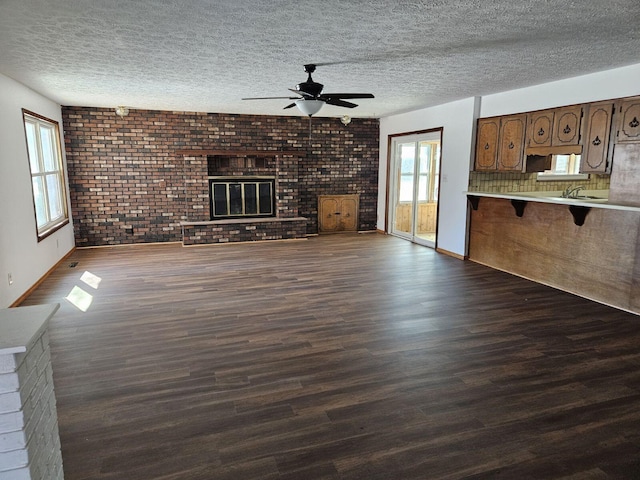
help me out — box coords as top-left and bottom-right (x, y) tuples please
(288, 88), (314, 98)
(324, 98), (358, 108)
(321, 93), (375, 99)
(283, 103), (297, 109)
(242, 96), (299, 100)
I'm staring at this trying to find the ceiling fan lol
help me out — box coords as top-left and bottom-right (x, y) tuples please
(242, 64), (374, 116)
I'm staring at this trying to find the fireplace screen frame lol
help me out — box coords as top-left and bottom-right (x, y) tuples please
(209, 177), (276, 220)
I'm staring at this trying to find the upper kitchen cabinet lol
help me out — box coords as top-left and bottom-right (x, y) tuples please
(581, 101), (615, 173)
(474, 115), (527, 172)
(552, 105), (582, 146)
(527, 110), (554, 148)
(474, 117), (500, 170)
(497, 114), (527, 171)
(525, 106), (583, 158)
(475, 114), (527, 172)
(615, 96), (640, 143)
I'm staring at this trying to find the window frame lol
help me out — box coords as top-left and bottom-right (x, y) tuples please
(22, 109), (70, 241)
(536, 153), (589, 182)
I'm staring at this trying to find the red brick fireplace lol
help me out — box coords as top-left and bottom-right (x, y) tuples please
(178, 149), (307, 245)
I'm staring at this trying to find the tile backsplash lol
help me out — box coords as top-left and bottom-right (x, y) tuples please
(468, 172), (610, 193)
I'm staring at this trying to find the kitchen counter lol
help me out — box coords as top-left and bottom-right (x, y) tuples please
(465, 190), (640, 212)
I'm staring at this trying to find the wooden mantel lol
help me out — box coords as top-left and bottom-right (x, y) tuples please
(176, 149), (302, 156)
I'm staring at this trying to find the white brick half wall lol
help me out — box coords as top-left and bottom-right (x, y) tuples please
(0, 304), (63, 480)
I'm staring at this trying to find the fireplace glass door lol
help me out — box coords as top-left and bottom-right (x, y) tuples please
(210, 178), (275, 219)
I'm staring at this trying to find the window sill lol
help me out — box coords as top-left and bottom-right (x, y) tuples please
(536, 173), (589, 182)
(37, 218), (70, 242)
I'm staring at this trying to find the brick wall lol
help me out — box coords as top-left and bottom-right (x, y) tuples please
(62, 108), (379, 246)
(0, 330), (64, 480)
(182, 218), (308, 246)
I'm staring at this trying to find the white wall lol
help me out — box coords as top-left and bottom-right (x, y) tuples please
(378, 62), (640, 258)
(379, 97), (480, 257)
(480, 63), (640, 117)
(0, 73), (75, 308)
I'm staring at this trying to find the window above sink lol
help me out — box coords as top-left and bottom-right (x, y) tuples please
(537, 154), (589, 181)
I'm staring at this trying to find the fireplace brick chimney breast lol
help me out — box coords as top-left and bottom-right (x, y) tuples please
(62, 108), (379, 246)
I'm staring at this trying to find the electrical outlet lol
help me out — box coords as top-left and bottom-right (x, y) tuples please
(8, 273), (13, 285)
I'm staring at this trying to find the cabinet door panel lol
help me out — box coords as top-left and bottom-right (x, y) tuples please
(616, 97), (640, 143)
(318, 197), (339, 232)
(527, 110), (553, 147)
(475, 118), (499, 170)
(497, 114), (526, 171)
(340, 197), (358, 231)
(552, 106), (582, 146)
(581, 101), (614, 173)
(318, 195), (359, 233)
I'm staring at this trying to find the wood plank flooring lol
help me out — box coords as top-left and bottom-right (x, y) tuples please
(20, 234), (640, 479)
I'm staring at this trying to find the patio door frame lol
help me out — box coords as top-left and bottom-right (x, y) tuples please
(385, 127), (443, 248)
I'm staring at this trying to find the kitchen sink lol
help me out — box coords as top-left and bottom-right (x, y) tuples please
(546, 196), (608, 203)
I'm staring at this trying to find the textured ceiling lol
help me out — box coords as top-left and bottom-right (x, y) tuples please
(1, 0), (639, 118)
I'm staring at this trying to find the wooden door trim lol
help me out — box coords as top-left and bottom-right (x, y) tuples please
(386, 128), (443, 244)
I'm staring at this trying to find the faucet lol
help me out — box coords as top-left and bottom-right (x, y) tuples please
(561, 185), (585, 198)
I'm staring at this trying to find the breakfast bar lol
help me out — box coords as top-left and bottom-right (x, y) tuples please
(466, 190), (640, 316)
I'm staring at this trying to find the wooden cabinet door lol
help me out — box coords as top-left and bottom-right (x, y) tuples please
(474, 118), (499, 170)
(318, 197), (339, 232)
(616, 97), (640, 143)
(527, 110), (553, 147)
(552, 105), (582, 146)
(340, 196), (358, 231)
(497, 114), (527, 171)
(318, 195), (359, 233)
(581, 101), (614, 173)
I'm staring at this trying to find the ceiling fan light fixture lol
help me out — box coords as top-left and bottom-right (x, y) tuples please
(295, 99), (324, 116)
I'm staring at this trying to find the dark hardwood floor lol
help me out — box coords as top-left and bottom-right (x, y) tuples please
(21, 234), (640, 479)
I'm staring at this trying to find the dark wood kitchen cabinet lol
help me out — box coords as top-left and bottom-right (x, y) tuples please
(318, 195), (359, 233)
(474, 114), (527, 172)
(615, 96), (640, 143)
(580, 101), (615, 173)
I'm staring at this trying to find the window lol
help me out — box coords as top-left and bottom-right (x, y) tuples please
(418, 141), (440, 203)
(22, 110), (69, 240)
(537, 154), (589, 181)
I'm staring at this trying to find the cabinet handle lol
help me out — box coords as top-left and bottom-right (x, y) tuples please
(563, 125), (571, 134)
(630, 117), (639, 128)
(537, 128), (545, 136)
(592, 136), (601, 146)
(345, 213), (350, 217)
(508, 142), (514, 149)
(484, 143), (490, 150)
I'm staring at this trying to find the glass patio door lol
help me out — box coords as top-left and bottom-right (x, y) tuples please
(390, 131), (441, 248)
